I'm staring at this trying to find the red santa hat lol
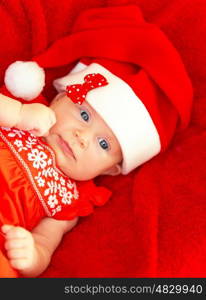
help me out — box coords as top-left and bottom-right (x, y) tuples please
(4, 5), (193, 174)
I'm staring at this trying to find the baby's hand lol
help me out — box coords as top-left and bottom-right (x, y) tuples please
(17, 103), (56, 137)
(2, 225), (38, 272)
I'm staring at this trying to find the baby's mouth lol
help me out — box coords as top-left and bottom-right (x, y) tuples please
(58, 136), (76, 160)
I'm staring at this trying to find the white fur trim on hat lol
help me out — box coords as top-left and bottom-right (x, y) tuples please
(54, 62), (161, 174)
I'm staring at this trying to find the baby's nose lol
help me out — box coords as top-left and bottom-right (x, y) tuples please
(74, 130), (88, 149)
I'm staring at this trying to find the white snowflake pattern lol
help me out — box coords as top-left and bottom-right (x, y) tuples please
(26, 136), (37, 148)
(48, 195), (58, 208)
(60, 177), (65, 186)
(42, 167), (55, 178)
(37, 145), (44, 150)
(44, 180), (59, 195)
(52, 170), (59, 181)
(28, 148), (47, 169)
(35, 173), (45, 187)
(51, 205), (62, 216)
(14, 139), (28, 152)
(59, 187), (73, 205)
(14, 139), (23, 148)
(73, 184), (79, 200)
(67, 180), (75, 189)
(8, 129), (25, 138)
(47, 159), (52, 165)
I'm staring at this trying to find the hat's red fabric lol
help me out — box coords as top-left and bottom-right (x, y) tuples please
(4, 4), (193, 174)
(0, 0), (206, 277)
(34, 5), (193, 152)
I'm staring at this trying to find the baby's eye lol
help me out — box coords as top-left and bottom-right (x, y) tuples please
(80, 109), (90, 122)
(98, 138), (110, 151)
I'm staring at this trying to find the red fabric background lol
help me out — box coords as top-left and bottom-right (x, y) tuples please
(0, 0), (206, 277)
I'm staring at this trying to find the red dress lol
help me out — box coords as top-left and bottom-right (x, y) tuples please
(0, 126), (111, 277)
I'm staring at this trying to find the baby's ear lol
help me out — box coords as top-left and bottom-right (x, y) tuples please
(102, 164), (122, 176)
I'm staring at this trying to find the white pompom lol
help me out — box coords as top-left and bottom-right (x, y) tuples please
(4, 61), (45, 101)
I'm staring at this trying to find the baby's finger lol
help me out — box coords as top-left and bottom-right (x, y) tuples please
(4, 238), (28, 251)
(7, 248), (26, 260)
(3, 226), (28, 240)
(10, 258), (30, 271)
(1, 224), (14, 234)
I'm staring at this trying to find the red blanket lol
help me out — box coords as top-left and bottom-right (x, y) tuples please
(0, 0), (206, 277)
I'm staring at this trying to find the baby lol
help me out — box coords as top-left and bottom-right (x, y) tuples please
(0, 82), (123, 277)
(0, 5), (193, 277)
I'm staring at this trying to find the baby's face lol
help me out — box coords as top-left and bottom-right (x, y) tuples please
(44, 93), (122, 180)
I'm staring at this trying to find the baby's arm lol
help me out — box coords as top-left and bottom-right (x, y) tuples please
(0, 93), (56, 136)
(1, 217), (78, 277)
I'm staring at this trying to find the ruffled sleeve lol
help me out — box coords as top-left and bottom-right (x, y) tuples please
(52, 180), (112, 220)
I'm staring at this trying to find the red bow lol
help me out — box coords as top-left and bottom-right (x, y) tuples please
(66, 73), (108, 105)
